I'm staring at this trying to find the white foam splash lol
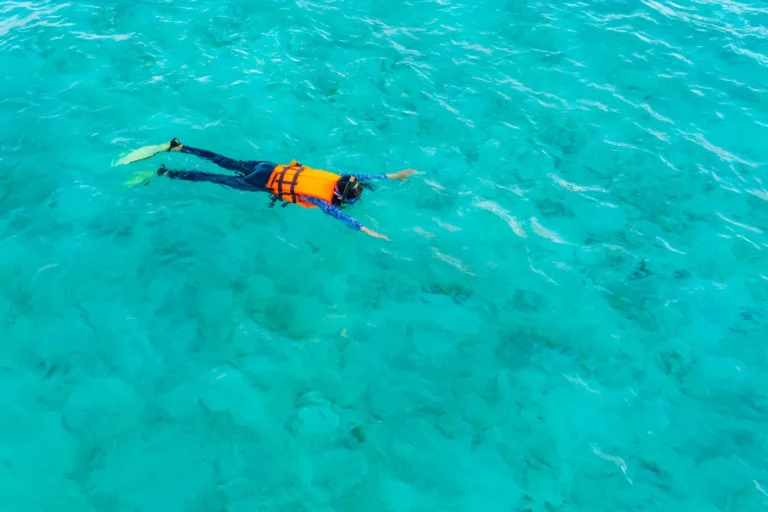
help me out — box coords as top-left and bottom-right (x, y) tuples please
(475, 199), (527, 238)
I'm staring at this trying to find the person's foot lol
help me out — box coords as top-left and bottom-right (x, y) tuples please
(157, 164), (168, 176)
(169, 138), (182, 151)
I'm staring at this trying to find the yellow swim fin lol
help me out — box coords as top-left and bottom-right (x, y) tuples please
(113, 142), (171, 167)
(123, 170), (158, 188)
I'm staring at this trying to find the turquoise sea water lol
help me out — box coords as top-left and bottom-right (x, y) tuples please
(1, 0), (768, 510)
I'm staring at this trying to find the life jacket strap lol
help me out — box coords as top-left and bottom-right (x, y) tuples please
(275, 164), (291, 200)
(270, 163), (305, 205)
(287, 166), (304, 203)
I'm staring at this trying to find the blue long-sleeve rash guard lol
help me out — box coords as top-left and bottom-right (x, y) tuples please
(301, 173), (387, 230)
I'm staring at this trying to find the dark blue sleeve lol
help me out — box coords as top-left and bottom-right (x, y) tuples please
(302, 196), (362, 231)
(352, 173), (388, 180)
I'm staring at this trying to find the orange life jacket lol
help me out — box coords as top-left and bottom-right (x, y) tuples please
(267, 160), (340, 208)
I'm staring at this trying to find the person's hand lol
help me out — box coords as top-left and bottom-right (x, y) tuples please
(389, 169), (417, 180)
(361, 226), (390, 241)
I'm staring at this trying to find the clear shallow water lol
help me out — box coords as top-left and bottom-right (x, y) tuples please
(1, 0), (768, 510)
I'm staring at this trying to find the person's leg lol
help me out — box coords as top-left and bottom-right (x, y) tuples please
(169, 138), (269, 176)
(159, 166), (248, 188)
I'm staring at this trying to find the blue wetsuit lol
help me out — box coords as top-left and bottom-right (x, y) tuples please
(164, 145), (387, 231)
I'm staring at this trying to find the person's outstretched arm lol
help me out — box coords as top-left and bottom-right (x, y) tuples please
(301, 196), (389, 241)
(352, 169), (417, 181)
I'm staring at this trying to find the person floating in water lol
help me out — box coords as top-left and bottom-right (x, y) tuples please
(125, 138), (417, 240)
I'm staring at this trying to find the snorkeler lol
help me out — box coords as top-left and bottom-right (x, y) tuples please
(122, 138), (416, 240)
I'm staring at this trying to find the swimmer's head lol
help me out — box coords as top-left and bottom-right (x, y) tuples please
(334, 175), (364, 206)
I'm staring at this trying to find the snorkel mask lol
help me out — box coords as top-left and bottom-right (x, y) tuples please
(334, 176), (363, 206)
